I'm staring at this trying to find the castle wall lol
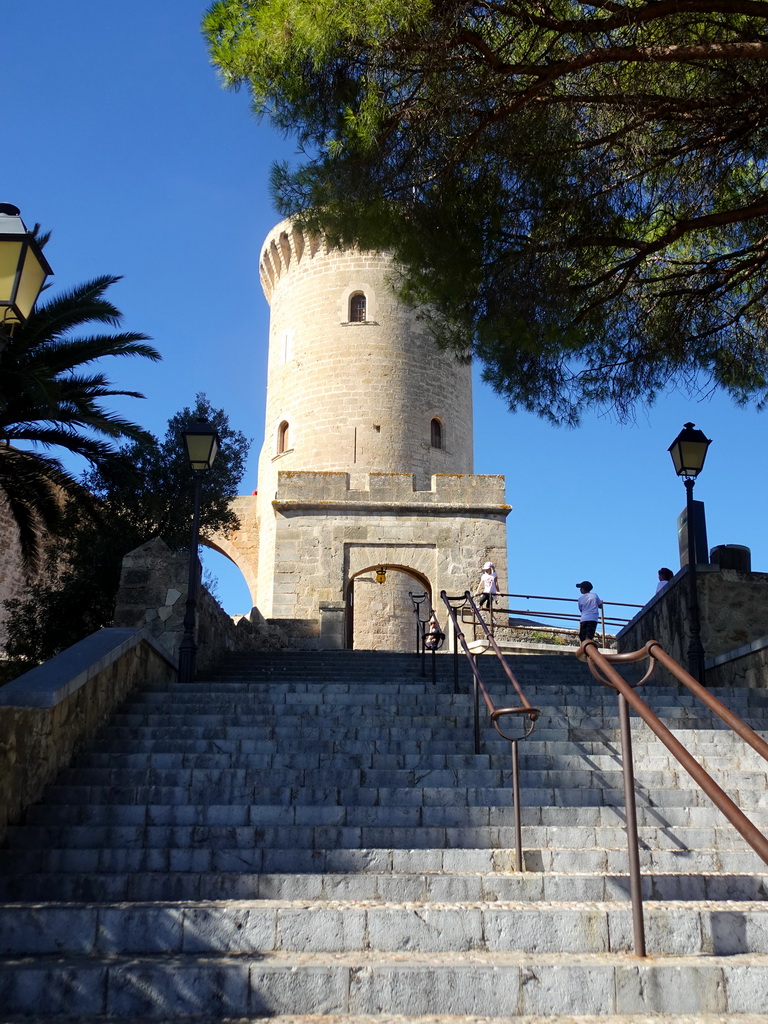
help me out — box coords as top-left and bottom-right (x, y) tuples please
(261, 471), (510, 650)
(618, 566), (768, 670)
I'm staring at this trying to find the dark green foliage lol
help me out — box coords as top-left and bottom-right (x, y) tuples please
(3, 395), (252, 664)
(205, 0), (768, 422)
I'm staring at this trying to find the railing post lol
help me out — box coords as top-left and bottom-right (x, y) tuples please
(618, 691), (647, 957)
(511, 741), (523, 871)
(453, 616), (460, 694)
(472, 655), (481, 754)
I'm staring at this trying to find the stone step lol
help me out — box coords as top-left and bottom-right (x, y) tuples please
(2, 870), (766, 904)
(77, 740), (768, 774)
(0, 949), (766, 1017)
(54, 762), (768, 799)
(2, 899), (768, 956)
(18, 805), (765, 849)
(101, 707), (768, 728)
(1, 841), (763, 875)
(7, 1017), (768, 1024)
(82, 725), (768, 750)
(34, 788), (762, 826)
(100, 680), (768, 698)
(45, 779), (768, 814)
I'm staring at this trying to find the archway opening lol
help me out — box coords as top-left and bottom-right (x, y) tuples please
(346, 564), (432, 651)
(199, 545), (253, 616)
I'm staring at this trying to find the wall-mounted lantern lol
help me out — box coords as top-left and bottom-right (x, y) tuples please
(375, 567), (387, 585)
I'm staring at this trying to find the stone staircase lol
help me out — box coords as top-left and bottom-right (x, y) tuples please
(1, 649), (768, 1021)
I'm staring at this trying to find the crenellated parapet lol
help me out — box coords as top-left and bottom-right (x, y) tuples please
(273, 471), (510, 514)
(259, 219), (334, 302)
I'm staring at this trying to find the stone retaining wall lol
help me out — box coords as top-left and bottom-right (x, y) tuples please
(618, 565), (768, 686)
(113, 537), (286, 670)
(0, 629), (176, 843)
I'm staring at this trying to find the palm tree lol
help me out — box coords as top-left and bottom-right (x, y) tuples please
(0, 274), (160, 567)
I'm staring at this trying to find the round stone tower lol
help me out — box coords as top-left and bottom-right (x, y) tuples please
(221, 220), (510, 649)
(256, 220), (474, 498)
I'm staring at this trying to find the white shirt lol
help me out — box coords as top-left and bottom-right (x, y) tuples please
(578, 592), (602, 621)
(481, 570), (498, 594)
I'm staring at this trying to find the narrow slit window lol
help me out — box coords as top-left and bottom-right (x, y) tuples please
(431, 418), (442, 449)
(349, 292), (367, 323)
(277, 420), (289, 454)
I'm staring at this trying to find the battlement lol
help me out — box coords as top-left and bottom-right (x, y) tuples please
(273, 471), (509, 512)
(259, 219), (389, 302)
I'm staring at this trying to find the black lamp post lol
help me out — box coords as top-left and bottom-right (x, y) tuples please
(0, 203), (53, 349)
(178, 418), (220, 684)
(668, 422), (712, 684)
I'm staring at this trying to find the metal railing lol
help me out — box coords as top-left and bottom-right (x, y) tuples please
(441, 590), (541, 871)
(409, 591), (445, 683)
(465, 591), (643, 648)
(578, 637), (768, 958)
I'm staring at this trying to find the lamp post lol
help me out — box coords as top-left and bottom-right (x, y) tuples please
(668, 422), (712, 684)
(0, 204), (53, 350)
(178, 418), (220, 684)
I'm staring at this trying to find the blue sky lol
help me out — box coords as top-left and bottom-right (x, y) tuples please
(3, 2), (767, 624)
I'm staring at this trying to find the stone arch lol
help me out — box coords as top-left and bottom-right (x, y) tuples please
(202, 495), (260, 610)
(198, 534), (256, 611)
(345, 560), (433, 651)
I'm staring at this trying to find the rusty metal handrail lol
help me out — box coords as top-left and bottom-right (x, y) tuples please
(578, 637), (768, 958)
(475, 591), (643, 648)
(441, 590), (541, 871)
(409, 591), (429, 655)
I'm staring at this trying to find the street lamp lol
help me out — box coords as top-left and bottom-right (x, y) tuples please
(0, 204), (53, 348)
(178, 418), (220, 684)
(668, 422), (712, 684)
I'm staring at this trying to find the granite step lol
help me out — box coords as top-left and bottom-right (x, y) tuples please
(18, 805), (767, 850)
(30, 789), (765, 827)
(0, 843), (763, 878)
(3, 899), (768, 956)
(1, 950), (767, 1017)
(3, 870), (767, 903)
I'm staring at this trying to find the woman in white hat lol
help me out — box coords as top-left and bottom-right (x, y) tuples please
(477, 561), (499, 608)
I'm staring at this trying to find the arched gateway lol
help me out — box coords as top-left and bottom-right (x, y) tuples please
(210, 221), (511, 650)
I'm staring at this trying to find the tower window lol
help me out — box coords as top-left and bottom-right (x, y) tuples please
(277, 420), (289, 454)
(431, 418), (442, 449)
(349, 292), (367, 323)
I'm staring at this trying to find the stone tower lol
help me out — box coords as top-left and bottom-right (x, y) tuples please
(218, 220), (511, 650)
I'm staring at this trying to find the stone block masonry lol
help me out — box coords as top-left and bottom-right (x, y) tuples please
(205, 221), (513, 649)
(264, 470), (509, 649)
